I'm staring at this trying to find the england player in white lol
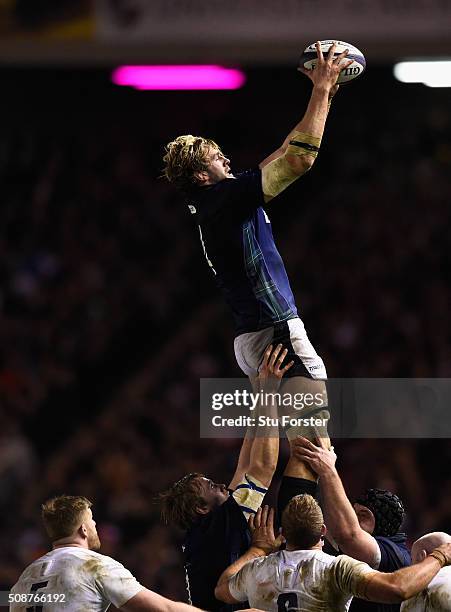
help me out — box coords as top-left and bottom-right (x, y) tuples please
(401, 532), (451, 611)
(10, 495), (208, 612)
(215, 497), (451, 612)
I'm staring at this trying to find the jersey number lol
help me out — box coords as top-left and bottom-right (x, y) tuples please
(277, 592), (299, 612)
(26, 581), (49, 612)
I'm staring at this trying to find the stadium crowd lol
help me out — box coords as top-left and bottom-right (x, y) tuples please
(1, 66), (451, 604)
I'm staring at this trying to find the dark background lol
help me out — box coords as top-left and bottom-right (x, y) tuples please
(1, 63), (451, 598)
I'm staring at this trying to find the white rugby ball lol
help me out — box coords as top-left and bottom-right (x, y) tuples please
(299, 40), (366, 84)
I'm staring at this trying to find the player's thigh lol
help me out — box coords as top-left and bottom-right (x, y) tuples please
(234, 326), (273, 378)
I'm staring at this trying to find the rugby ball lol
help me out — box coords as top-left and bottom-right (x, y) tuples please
(299, 40), (366, 84)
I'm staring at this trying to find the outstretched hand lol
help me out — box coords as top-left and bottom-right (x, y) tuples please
(298, 41), (352, 93)
(292, 436), (337, 476)
(249, 506), (285, 554)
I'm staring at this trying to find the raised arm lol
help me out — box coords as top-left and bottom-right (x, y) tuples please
(293, 436), (380, 565)
(228, 433), (254, 491)
(245, 344), (293, 487)
(229, 344), (293, 490)
(362, 544), (451, 603)
(259, 41), (352, 203)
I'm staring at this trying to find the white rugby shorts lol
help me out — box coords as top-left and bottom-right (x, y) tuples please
(234, 317), (327, 380)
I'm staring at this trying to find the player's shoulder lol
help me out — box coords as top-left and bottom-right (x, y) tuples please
(212, 168), (261, 192)
(48, 546), (108, 561)
(333, 553), (374, 578)
(209, 493), (245, 525)
(334, 552), (370, 566)
(64, 547), (126, 570)
(286, 548), (337, 563)
(429, 565), (451, 587)
(32, 547), (121, 571)
(11, 550), (55, 585)
(252, 550), (338, 582)
(232, 168), (262, 188)
(374, 534), (410, 569)
(238, 549), (280, 581)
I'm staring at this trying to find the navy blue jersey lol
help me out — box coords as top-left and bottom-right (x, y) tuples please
(183, 495), (251, 612)
(188, 169), (298, 335)
(349, 534), (411, 612)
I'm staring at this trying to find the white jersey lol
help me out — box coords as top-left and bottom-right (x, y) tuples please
(401, 566), (451, 611)
(10, 546), (143, 611)
(228, 549), (374, 612)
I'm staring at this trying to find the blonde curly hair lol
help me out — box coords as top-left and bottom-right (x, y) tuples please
(162, 135), (220, 191)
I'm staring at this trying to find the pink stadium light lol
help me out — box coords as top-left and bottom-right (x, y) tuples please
(112, 65), (246, 91)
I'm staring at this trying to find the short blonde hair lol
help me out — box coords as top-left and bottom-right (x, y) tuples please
(282, 494), (324, 549)
(41, 495), (92, 541)
(162, 135), (220, 191)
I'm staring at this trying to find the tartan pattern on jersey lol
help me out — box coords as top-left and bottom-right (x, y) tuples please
(243, 218), (296, 327)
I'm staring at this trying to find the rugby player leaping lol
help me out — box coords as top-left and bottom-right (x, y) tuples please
(163, 43), (351, 460)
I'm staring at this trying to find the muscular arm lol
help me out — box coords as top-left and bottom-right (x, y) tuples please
(246, 392), (279, 487)
(362, 554), (445, 603)
(121, 588), (206, 612)
(259, 90), (335, 170)
(231, 346), (292, 489)
(293, 437), (380, 564)
(259, 85), (330, 202)
(259, 43), (351, 203)
(320, 468), (380, 565)
(228, 433), (254, 490)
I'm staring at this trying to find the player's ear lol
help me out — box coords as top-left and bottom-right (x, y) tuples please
(79, 523), (88, 539)
(321, 524), (327, 537)
(419, 549), (427, 562)
(194, 170), (209, 184)
(195, 505), (210, 516)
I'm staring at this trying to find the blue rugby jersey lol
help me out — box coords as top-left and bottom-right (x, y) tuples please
(349, 533), (411, 612)
(188, 169), (298, 335)
(183, 475), (267, 612)
(183, 496), (250, 612)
